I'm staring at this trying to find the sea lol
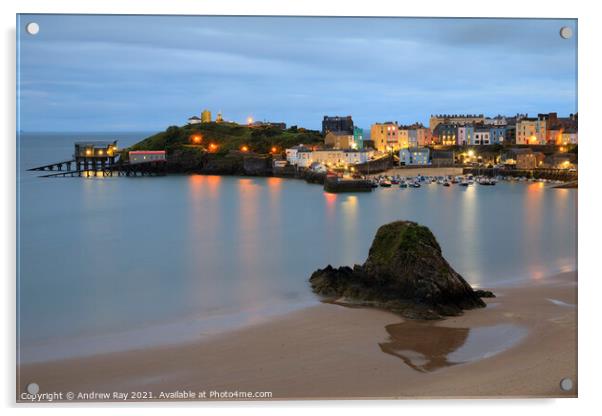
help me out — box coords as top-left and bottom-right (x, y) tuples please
(17, 132), (577, 363)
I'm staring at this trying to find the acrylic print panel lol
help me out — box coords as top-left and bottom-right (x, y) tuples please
(16, 14), (577, 402)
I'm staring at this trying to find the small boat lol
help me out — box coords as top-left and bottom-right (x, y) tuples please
(460, 180), (470, 187)
(380, 180), (392, 187)
(443, 181), (451, 187)
(410, 181), (421, 188)
(370, 180), (379, 188)
(399, 180), (408, 188)
(390, 177), (400, 185)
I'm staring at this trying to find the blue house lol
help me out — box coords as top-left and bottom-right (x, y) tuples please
(489, 126), (506, 144)
(400, 148), (430, 166)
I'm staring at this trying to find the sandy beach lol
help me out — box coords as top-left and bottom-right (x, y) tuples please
(17, 271), (577, 401)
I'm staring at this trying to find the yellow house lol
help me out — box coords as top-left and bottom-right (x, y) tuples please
(516, 118), (541, 145)
(371, 122), (399, 151)
(398, 127), (410, 149)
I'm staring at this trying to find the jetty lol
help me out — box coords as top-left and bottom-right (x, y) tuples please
(28, 141), (167, 177)
(323, 175), (373, 193)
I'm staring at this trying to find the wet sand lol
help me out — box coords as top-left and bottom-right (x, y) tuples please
(17, 271), (577, 401)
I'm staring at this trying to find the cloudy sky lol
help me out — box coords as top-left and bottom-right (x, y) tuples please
(17, 15), (577, 132)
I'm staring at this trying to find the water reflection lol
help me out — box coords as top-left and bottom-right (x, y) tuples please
(379, 322), (528, 372)
(20, 157), (576, 361)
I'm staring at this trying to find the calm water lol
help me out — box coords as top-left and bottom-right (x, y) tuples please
(17, 133), (577, 363)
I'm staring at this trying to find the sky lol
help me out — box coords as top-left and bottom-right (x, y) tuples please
(17, 15), (577, 132)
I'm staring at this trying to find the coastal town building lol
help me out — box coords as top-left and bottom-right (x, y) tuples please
(344, 149), (373, 164)
(322, 115), (354, 135)
(429, 114), (485, 132)
(505, 124), (517, 144)
(489, 126), (506, 144)
(399, 148), (430, 166)
(187, 116), (202, 125)
(397, 126), (410, 149)
(129, 150), (166, 164)
(325, 131), (355, 149)
(74, 141), (119, 161)
(285, 145), (311, 165)
(473, 126), (491, 145)
(295, 147), (314, 168)
(416, 126), (432, 146)
(353, 127), (364, 149)
(561, 129), (578, 145)
(484, 115), (507, 126)
(408, 129), (418, 148)
(310, 149), (373, 166)
(516, 118), (540, 145)
(432, 123), (457, 145)
(545, 113), (578, 145)
(285, 146), (373, 168)
(371, 122), (399, 151)
(502, 148), (540, 169)
(457, 125), (474, 146)
(405, 124), (430, 147)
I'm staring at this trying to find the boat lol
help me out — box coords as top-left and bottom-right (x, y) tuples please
(410, 181), (421, 188)
(460, 180), (470, 187)
(390, 177), (400, 185)
(399, 180), (408, 188)
(443, 181), (451, 187)
(380, 180), (392, 187)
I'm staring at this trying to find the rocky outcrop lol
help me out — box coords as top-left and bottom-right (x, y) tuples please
(242, 155), (273, 176)
(309, 221), (490, 319)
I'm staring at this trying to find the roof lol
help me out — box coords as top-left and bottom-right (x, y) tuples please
(129, 150), (166, 154)
(188, 116), (202, 120)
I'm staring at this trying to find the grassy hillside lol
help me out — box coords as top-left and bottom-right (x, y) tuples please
(129, 122), (324, 155)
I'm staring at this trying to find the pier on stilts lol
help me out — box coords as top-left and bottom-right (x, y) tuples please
(27, 140), (168, 178)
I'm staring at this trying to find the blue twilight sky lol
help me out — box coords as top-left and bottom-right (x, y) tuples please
(17, 15), (577, 132)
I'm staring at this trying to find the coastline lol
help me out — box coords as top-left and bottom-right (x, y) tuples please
(367, 166), (464, 179)
(18, 271), (577, 401)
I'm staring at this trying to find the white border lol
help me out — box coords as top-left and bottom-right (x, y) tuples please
(2, 0), (600, 415)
